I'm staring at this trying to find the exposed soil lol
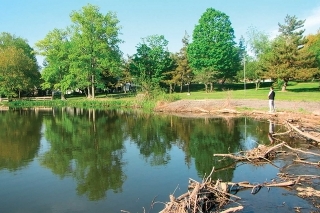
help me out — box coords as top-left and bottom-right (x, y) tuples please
(154, 99), (320, 127)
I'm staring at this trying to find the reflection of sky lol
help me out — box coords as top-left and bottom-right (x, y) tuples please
(241, 135), (258, 150)
(240, 117), (259, 151)
(231, 162), (315, 213)
(38, 124), (51, 155)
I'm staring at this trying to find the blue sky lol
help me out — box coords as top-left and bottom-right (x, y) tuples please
(2, 0), (320, 64)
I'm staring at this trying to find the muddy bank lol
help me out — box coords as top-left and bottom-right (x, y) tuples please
(154, 99), (320, 127)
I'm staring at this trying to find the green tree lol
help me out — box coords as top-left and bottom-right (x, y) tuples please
(35, 29), (71, 100)
(69, 4), (123, 98)
(187, 8), (239, 92)
(130, 35), (174, 96)
(163, 32), (193, 93)
(237, 56), (262, 89)
(0, 33), (40, 99)
(305, 31), (320, 79)
(266, 15), (318, 91)
(245, 28), (273, 88)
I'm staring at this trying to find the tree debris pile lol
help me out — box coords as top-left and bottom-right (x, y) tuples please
(159, 173), (303, 213)
(213, 142), (285, 163)
(159, 177), (244, 213)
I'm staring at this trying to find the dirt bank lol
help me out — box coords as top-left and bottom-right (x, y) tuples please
(154, 99), (320, 130)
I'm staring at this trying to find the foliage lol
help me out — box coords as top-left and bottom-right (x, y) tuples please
(35, 28), (71, 100)
(245, 28), (274, 88)
(0, 33), (40, 98)
(187, 8), (240, 92)
(130, 35), (175, 96)
(305, 31), (320, 78)
(69, 4), (123, 98)
(163, 32), (193, 93)
(264, 15), (318, 91)
(36, 4), (123, 99)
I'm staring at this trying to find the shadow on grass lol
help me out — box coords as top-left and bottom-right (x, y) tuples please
(287, 87), (320, 92)
(187, 82), (273, 92)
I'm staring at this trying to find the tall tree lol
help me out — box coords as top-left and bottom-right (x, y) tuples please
(130, 35), (174, 96)
(0, 33), (40, 99)
(266, 15), (318, 91)
(69, 4), (123, 98)
(163, 32), (192, 93)
(35, 28), (71, 99)
(187, 8), (239, 92)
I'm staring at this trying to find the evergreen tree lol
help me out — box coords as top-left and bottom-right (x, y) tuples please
(266, 15), (317, 91)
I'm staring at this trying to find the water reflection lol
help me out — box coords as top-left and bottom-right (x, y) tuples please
(0, 108), (289, 212)
(268, 120), (275, 144)
(0, 109), (42, 171)
(40, 108), (127, 200)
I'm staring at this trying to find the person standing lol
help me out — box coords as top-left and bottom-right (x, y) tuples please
(268, 86), (275, 112)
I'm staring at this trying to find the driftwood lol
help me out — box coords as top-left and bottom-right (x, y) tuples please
(159, 167), (301, 213)
(287, 122), (320, 143)
(293, 159), (320, 166)
(219, 206), (244, 213)
(159, 169), (243, 213)
(214, 141), (320, 167)
(213, 142), (286, 162)
(158, 120), (320, 213)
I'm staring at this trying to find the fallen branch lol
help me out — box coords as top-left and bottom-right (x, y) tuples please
(220, 206), (244, 213)
(283, 144), (320, 157)
(293, 159), (320, 167)
(287, 122), (320, 143)
(213, 153), (245, 161)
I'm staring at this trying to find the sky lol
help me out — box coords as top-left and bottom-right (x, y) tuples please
(2, 0), (320, 65)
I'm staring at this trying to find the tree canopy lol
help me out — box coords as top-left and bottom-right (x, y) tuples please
(187, 8), (240, 92)
(35, 28), (71, 99)
(2, 6), (320, 99)
(265, 15), (318, 90)
(35, 4), (123, 99)
(0, 33), (40, 99)
(130, 35), (175, 96)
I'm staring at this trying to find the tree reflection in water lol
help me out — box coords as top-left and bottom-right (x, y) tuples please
(0, 108), (284, 212)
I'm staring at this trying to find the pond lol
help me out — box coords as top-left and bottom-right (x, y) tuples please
(0, 108), (317, 213)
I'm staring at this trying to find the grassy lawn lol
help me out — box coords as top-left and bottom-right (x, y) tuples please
(80, 81), (320, 102)
(3, 81), (318, 109)
(171, 81), (320, 102)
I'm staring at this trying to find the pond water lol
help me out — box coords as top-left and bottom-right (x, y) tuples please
(0, 108), (317, 213)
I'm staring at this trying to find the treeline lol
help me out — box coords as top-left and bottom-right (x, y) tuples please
(0, 4), (319, 100)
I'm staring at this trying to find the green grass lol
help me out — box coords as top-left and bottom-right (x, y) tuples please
(4, 81), (319, 109)
(173, 81), (320, 102)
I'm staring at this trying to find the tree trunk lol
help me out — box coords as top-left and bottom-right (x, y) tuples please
(169, 84), (173, 94)
(204, 83), (208, 93)
(91, 75), (95, 99)
(255, 80), (260, 90)
(61, 93), (67, 100)
(87, 86), (91, 98)
(210, 82), (214, 92)
(282, 79), (288, 91)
